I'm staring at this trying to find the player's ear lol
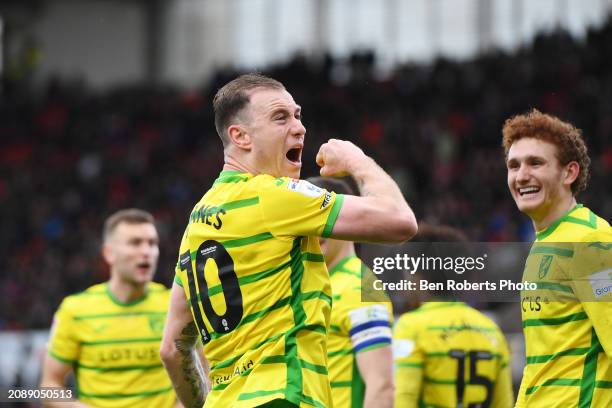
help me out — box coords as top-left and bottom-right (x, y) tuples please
(227, 124), (252, 151)
(102, 242), (115, 264)
(563, 161), (579, 186)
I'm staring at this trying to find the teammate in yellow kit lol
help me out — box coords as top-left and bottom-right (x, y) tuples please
(40, 209), (180, 408)
(503, 109), (612, 407)
(160, 73), (418, 408)
(393, 224), (514, 408)
(309, 176), (394, 408)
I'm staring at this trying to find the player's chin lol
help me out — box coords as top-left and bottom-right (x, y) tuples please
(285, 161), (302, 178)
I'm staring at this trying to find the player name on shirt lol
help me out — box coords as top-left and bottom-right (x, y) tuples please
(189, 203), (226, 229)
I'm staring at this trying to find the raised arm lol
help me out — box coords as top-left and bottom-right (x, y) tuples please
(160, 283), (208, 408)
(316, 139), (417, 243)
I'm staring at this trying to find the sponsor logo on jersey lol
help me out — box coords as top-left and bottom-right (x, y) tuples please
(320, 192), (332, 209)
(148, 315), (165, 335)
(589, 269), (612, 297)
(287, 179), (323, 197)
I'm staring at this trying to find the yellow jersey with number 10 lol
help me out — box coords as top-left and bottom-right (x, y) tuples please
(175, 171), (344, 408)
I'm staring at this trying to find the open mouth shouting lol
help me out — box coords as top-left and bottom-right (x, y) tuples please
(136, 261), (152, 274)
(286, 145), (303, 167)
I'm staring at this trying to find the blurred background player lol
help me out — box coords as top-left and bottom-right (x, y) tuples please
(503, 110), (612, 407)
(40, 209), (181, 408)
(160, 74), (417, 408)
(393, 224), (513, 408)
(309, 176), (394, 408)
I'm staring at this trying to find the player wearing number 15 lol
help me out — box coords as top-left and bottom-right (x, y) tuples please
(160, 73), (418, 408)
(393, 225), (513, 408)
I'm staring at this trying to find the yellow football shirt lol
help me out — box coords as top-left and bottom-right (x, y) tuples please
(393, 302), (513, 408)
(516, 204), (612, 408)
(327, 255), (393, 408)
(48, 282), (175, 408)
(174, 171), (344, 407)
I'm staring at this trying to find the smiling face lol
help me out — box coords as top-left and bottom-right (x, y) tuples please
(506, 138), (576, 224)
(241, 88), (305, 178)
(103, 222), (159, 285)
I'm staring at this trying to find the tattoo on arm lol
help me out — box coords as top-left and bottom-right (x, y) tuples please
(175, 322), (207, 407)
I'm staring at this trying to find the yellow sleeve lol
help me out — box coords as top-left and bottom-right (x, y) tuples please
(48, 298), (80, 364)
(572, 229), (612, 356)
(258, 177), (344, 238)
(393, 314), (423, 408)
(491, 330), (514, 408)
(174, 226), (193, 300)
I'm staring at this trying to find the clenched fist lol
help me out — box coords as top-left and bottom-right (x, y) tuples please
(316, 139), (368, 177)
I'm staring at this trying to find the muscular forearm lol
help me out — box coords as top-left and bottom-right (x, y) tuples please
(351, 156), (409, 208)
(162, 322), (208, 408)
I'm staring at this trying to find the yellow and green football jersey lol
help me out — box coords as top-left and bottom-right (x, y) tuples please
(393, 302), (513, 408)
(174, 171), (344, 408)
(327, 255), (393, 408)
(48, 282), (175, 408)
(516, 204), (612, 408)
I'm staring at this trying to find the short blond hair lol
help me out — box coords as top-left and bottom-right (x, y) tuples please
(103, 208), (154, 241)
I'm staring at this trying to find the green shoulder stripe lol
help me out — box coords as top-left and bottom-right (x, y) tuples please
(220, 197), (259, 211)
(223, 232), (274, 248)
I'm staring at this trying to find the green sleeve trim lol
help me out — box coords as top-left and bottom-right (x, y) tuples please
(322, 193), (344, 238)
(355, 341), (391, 354)
(174, 275), (183, 287)
(49, 350), (77, 365)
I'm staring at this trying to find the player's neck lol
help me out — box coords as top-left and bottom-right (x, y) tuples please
(532, 196), (577, 233)
(326, 243), (356, 271)
(224, 152), (258, 175)
(108, 277), (148, 304)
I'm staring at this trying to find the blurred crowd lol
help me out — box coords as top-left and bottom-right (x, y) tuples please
(1, 18), (611, 329)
